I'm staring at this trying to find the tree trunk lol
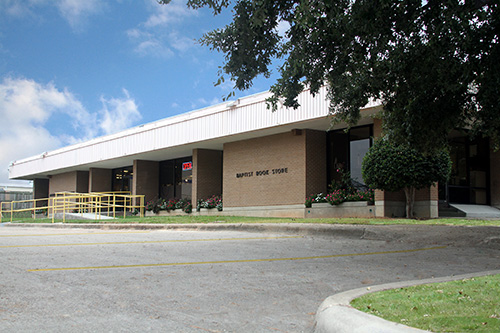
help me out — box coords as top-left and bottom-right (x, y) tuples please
(403, 187), (416, 218)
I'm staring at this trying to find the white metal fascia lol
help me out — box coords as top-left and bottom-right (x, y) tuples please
(9, 87), (380, 180)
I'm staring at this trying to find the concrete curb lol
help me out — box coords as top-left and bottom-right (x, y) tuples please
(1, 222), (369, 238)
(3, 222), (500, 248)
(314, 270), (500, 333)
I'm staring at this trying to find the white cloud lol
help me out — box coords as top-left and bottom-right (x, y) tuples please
(0, 0), (32, 17)
(0, 0), (104, 31)
(144, 0), (197, 28)
(0, 77), (142, 184)
(127, 0), (198, 58)
(190, 96), (221, 109)
(127, 29), (174, 58)
(99, 89), (141, 135)
(168, 31), (195, 52)
(55, 0), (104, 31)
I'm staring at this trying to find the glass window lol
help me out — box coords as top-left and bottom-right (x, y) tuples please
(327, 125), (372, 186)
(159, 156), (192, 200)
(350, 139), (370, 184)
(444, 135), (490, 204)
(112, 166), (133, 192)
(159, 160), (175, 199)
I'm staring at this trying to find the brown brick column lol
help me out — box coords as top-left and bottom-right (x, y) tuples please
(133, 160), (159, 204)
(76, 171), (89, 193)
(192, 149), (222, 206)
(373, 118), (405, 217)
(372, 118), (437, 218)
(33, 178), (49, 207)
(305, 130), (327, 198)
(414, 185), (439, 218)
(48, 171), (88, 214)
(374, 190), (406, 217)
(89, 168), (112, 193)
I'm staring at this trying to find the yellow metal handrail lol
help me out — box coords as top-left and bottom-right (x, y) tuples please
(0, 192), (144, 223)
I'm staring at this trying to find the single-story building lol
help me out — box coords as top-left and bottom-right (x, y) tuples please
(0, 185), (33, 210)
(8, 87), (500, 218)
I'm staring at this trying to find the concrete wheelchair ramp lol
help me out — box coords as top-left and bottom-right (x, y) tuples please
(449, 204), (500, 219)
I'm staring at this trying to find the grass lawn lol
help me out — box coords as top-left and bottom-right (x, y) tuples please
(351, 274), (500, 332)
(2, 214), (500, 226)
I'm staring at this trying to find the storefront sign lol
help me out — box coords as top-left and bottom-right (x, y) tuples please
(182, 162), (193, 171)
(236, 168), (288, 178)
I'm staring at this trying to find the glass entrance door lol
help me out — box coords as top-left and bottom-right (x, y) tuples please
(443, 136), (489, 204)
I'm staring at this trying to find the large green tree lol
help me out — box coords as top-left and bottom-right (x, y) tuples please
(160, 0), (499, 151)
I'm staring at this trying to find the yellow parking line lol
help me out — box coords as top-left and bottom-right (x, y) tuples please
(2, 236), (301, 248)
(0, 231), (151, 238)
(28, 245), (447, 272)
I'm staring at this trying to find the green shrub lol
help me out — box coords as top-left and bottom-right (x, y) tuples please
(362, 138), (451, 217)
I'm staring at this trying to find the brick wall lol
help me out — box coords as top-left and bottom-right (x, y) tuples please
(89, 168), (112, 193)
(192, 149), (223, 205)
(305, 130), (327, 197)
(133, 160), (159, 203)
(222, 129), (328, 207)
(223, 131), (307, 207)
(49, 171), (79, 195)
(373, 118), (383, 139)
(415, 185), (438, 201)
(33, 178), (49, 207)
(76, 171), (89, 193)
(48, 171), (89, 195)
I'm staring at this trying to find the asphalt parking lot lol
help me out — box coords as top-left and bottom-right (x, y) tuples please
(1, 225), (500, 332)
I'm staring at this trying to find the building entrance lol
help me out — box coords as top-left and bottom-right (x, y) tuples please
(327, 125), (372, 188)
(159, 157), (192, 201)
(440, 134), (490, 205)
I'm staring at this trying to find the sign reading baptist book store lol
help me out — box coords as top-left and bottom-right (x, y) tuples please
(236, 168), (288, 178)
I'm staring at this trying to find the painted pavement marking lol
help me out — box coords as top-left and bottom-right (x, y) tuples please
(0, 231), (151, 237)
(28, 246), (447, 272)
(1, 236), (302, 248)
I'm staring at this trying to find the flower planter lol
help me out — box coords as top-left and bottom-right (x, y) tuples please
(145, 210), (191, 217)
(197, 208), (224, 216)
(304, 201), (375, 218)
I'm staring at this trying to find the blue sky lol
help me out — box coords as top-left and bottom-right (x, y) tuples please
(0, 0), (282, 185)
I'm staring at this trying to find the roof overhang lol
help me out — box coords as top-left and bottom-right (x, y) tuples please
(9, 88), (382, 180)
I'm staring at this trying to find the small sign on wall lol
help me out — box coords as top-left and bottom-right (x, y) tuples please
(182, 162), (193, 171)
(236, 167), (288, 178)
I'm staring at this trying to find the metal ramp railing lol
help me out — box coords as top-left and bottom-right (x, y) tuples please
(0, 191), (145, 223)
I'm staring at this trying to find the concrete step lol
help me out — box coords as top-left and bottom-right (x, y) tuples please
(439, 207), (467, 218)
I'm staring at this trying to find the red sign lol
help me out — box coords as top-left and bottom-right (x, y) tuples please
(182, 162), (193, 171)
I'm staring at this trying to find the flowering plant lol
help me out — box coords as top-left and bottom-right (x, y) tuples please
(346, 189), (374, 203)
(146, 197), (192, 213)
(197, 195), (223, 211)
(145, 199), (161, 213)
(329, 168), (356, 194)
(326, 189), (347, 205)
(305, 193), (327, 208)
(305, 188), (374, 207)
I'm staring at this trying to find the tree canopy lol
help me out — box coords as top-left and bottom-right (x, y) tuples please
(160, 0), (499, 152)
